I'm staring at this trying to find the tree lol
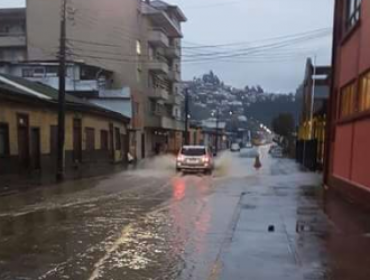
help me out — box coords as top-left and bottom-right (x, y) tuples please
(271, 113), (295, 137)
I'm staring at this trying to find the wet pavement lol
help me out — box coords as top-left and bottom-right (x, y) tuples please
(1, 147), (370, 280)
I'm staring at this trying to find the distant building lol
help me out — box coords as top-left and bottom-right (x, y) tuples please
(0, 61), (113, 95)
(201, 119), (227, 151)
(325, 0), (370, 206)
(296, 58), (331, 171)
(0, 74), (130, 181)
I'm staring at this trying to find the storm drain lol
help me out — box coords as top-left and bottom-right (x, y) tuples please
(296, 220), (329, 234)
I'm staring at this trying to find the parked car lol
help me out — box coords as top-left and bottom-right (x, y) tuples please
(230, 143), (241, 152)
(270, 145), (283, 158)
(176, 145), (214, 174)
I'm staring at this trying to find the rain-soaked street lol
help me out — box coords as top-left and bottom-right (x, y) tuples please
(1, 146), (370, 280)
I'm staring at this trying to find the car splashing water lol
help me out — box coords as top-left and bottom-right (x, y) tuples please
(213, 147), (269, 178)
(127, 155), (177, 178)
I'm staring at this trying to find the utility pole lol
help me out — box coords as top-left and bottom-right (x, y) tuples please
(215, 111), (220, 155)
(184, 88), (190, 145)
(57, 0), (67, 181)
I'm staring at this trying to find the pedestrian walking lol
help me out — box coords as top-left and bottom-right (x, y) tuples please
(254, 155), (262, 169)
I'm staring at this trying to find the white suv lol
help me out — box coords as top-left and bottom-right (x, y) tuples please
(176, 146), (214, 174)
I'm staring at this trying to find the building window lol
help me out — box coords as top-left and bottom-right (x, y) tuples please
(137, 67), (142, 83)
(0, 25), (10, 34)
(33, 67), (45, 77)
(45, 66), (58, 77)
(359, 71), (370, 112)
(115, 128), (121, 150)
(346, 0), (362, 31)
(136, 40), (142, 55)
(101, 130), (109, 150)
(0, 123), (9, 157)
(340, 82), (356, 118)
(81, 67), (96, 80)
(135, 102), (140, 115)
(150, 100), (157, 114)
(22, 68), (34, 78)
(85, 128), (95, 151)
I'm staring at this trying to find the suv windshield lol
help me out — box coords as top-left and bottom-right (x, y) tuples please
(181, 148), (206, 156)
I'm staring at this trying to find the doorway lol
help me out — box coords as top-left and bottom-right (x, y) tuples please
(73, 119), (82, 163)
(17, 114), (29, 170)
(30, 128), (41, 170)
(141, 133), (145, 159)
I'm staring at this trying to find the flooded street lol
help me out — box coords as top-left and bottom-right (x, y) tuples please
(1, 147), (370, 280)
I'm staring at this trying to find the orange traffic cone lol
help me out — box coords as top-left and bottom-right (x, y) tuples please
(254, 155), (262, 170)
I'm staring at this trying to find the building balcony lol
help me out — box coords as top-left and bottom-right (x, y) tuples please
(148, 29), (169, 48)
(148, 87), (169, 100)
(141, 3), (183, 38)
(0, 34), (26, 48)
(146, 115), (185, 131)
(147, 59), (169, 75)
(164, 47), (181, 59)
(168, 70), (181, 82)
(166, 93), (183, 105)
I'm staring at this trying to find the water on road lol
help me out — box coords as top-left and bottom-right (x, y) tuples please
(1, 146), (370, 280)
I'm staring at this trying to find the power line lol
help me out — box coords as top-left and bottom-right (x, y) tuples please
(182, 32), (330, 62)
(182, 27), (331, 49)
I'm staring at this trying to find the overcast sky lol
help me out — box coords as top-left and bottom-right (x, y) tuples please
(171, 0), (334, 92)
(0, 0), (334, 92)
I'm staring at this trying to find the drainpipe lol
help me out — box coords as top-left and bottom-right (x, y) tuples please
(323, 0), (341, 186)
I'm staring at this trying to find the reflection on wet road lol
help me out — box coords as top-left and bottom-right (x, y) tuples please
(1, 147), (370, 279)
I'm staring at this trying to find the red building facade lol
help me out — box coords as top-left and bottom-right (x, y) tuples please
(326, 0), (370, 206)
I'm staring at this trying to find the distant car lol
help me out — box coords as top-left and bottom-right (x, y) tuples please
(230, 143), (241, 152)
(245, 142), (253, 148)
(176, 145), (214, 174)
(270, 146), (283, 158)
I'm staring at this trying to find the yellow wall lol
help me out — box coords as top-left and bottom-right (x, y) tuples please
(298, 116), (326, 142)
(0, 100), (127, 160)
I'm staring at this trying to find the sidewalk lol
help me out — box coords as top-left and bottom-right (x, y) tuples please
(218, 160), (370, 280)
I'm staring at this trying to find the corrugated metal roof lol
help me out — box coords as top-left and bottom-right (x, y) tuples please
(0, 74), (130, 121)
(89, 99), (132, 119)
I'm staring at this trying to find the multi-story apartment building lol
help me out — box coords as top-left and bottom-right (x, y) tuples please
(0, 0), (186, 159)
(0, 8), (27, 61)
(141, 0), (186, 155)
(325, 0), (370, 207)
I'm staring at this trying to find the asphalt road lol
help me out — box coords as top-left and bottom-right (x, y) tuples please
(1, 147), (370, 280)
